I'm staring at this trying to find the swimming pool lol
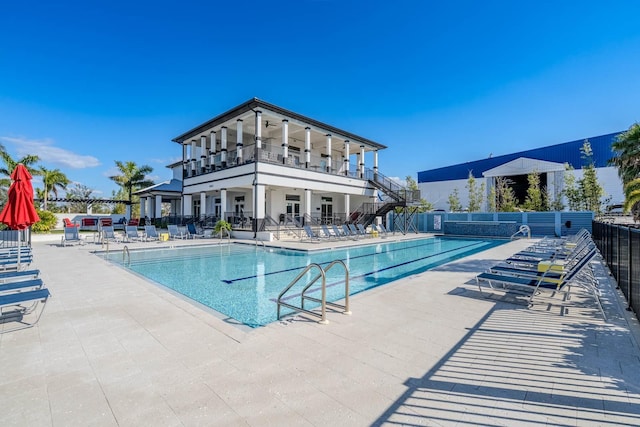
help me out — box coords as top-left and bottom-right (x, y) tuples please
(105, 236), (504, 327)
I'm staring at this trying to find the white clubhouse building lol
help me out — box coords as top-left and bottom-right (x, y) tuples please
(137, 98), (414, 237)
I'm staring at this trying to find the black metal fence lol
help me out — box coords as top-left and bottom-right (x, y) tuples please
(592, 221), (640, 317)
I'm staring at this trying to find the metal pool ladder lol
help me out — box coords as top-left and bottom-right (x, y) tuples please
(276, 260), (350, 324)
(122, 245), (131, 266)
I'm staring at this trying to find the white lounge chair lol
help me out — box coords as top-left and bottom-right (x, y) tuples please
(144, 225), (160, 241)
(61, 226), (84, 247)
(168, 224), (187, 240)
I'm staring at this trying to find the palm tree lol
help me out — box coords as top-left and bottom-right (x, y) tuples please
(0, 144), (40, 189)
(39, 166), (70, 210)
(611, 124), (640, 216)
(624, 178), (640, 215)
(610, 123), (640, 185)
(109, 161), (154, 215)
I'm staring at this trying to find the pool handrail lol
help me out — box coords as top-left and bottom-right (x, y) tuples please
(301, 259), (351, 316)
(277, 263), (327, 324)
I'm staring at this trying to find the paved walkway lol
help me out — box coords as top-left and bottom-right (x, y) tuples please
(1, 235), (639, 426)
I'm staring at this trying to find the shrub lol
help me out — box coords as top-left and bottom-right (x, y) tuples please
(31, 209), (57, 233)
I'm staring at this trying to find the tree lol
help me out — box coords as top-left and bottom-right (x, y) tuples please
(466, 171), (485, 212)
(579, 140), (605, 214)
(610, 123), (640, 214)
(623, 178), (640, 218)
(66, 183), (94, 213)
(39, 166), (70, 210)
(448, 188), (462, 212)
(405, 175), (433, 212)
(109, 161), (154, 216)
(610, 123), (640, 185)
(563, 164), (581, 211)
(0, 144), (40, 190)
(522, 171), (547, 211)
(489, 176), (517, 212)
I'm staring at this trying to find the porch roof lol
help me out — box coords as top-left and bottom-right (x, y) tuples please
(171, 98), (387, 150)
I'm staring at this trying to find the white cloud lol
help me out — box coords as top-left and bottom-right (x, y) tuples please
(0, 136), (100, 169)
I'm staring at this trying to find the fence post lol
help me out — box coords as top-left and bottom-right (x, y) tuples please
(616, 225), (621, 282)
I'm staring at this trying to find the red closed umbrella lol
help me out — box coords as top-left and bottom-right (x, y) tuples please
(0, 164), (40, 267)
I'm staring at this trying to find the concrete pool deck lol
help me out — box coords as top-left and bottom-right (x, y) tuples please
(1, 234), (640, 426)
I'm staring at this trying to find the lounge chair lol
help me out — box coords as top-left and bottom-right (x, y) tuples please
(168, 224), (187, 240)
(0, 269), (40, 283)
(356, 224), (369, 237)
(332, 224), (347, 239)
(187, 223), (205, 239)
(101, 226), (121, 244)
(0, 278), (44, 293)
(144, 225), (160, 241)
(61, 226), (84, 247)
(302, 225), (322, 242)
(0, 287), (50, 333)
(342, 224), (358, 240)
(348, 224), (364, 238)
(476, 246), (604, 319)
(128, 218), (140, 227)
(124, 226), (142, 242)
(321, 224), (336, 239)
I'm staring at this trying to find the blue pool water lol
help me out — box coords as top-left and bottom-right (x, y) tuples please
(105, 237), (504, 327)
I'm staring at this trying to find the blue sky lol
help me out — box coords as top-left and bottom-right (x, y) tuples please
(1, 1), (639, 197)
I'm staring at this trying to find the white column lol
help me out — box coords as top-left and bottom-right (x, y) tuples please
(200, 192), (206, 218)
(282, 119), (289, 163)
(344, 194), (350, 221)
(183, 194), (193, 216)
(146, 197), (152, 218)
(140, 197), (146, 218)
(255, 184), (266, 218)
(304, 127), (311, 168)
(344, 140), (350, 176)
(209, 130), (216, 168)
(125, 204), (132, 220)
(221, 127), (228, 167)
(255, 111), (262, 149)
(201, 135), (207, 171)
(325, 134), (332, 173)
(155, 195), (162, 219)
(359, 145), (365, 178)
(220, 189), (227, 222)
(236, 119), (243, 164)
(182, 144), (188, 177)
(305, 189), (312, 222)
(373, 150), (378, 176)
(191, 139), (197, 173)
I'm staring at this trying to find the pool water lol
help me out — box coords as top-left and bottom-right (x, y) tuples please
(105, 237), (504, 327)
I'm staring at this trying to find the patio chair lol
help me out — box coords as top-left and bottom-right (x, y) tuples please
(342, 224), (358, 240)
(302, 225), (321, 242)
(168, 224), (187, 240)
(321, 224), (336, 239)
(124, 225), (142, 242)
(0, 278), (44, 293)
(476, 247), (604, 319)
(101, 226), (121, 244)
(63, 218), (79, 228)
(356, 224), (370, 237)
(0, 287), (50, 334)
(348, 224), (364, 238)
(80, 217), (98, 231)
(144, 225), (160, 241)
(187, 223), (205, 239)
(61, 226), (84, 247)
(0, 269), (40, 283)
(332, 224), (347, 239)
